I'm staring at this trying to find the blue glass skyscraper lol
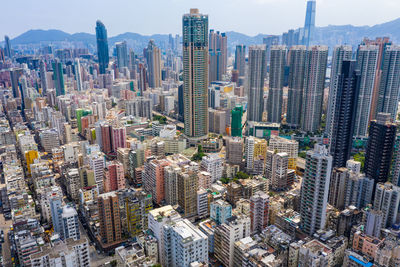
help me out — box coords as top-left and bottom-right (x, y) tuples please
(96, 20), (109, 74)
(303, 0), (316, 47)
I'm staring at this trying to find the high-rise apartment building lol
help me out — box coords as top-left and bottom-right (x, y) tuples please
(300, 46), (328, 132)
(74, 58), (83, 91)
(95, 20), (109, 74)
(210, 200), (232, 225)
(373, 182), (400, 228)
(61, 205), (80, 241)
(287, 46), (307, 128)
(201, 154), (223, 183)
(182, 9), (209, 139)
(269, 136), (299, 170)
(143, 157), (169, 205)
(4, 35), (12, 58)
(226, 137), (243, 165)
(145, 40), (162, 88)
(267, 45), (286, 123)
(353, 45), (379, 137)
(329, 60), (361, 168)
(365, 113), (397, 188)
(234, 45), (246, 77)
(249, 192), (269, 233)
(98, 191), (122, 245)
(247, 45), (266, 122)
(302, 0), (316, 47)
(103, 161), (125, 192)
(40, 60), (48, 94)
(178, 170), (198, 218)
(376, 45), (400, 120)
(265, 150), (289, 191)
(325, 45), (353, 138)
(209, 30), (227, 83)
(300, 144), (332, 235)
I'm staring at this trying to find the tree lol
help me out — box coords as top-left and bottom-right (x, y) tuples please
(235, 171), (249, 180)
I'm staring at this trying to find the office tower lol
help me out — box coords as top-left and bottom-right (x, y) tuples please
(95, 20), (109, 74)
(209, 30), (227, 83)
(9, 68), (23, 98)
(226, 137), (244, 165)
(265, 150), (289, 191)
(282, 29), (296, 47)
(302, 0), (316, 47)
(210, 200), (232, 225)
(4, 35), (11, 58)
(300, 144), (332, 235)
(182, 9), (209, 139)
(353, 45), (379, 137)
(267, 45), (286, 123)
(98, 192), (122, 245)
(376, 45), (400, 120)
(269, 136), (299, 170)
(103, 161), (125, 192)
(163, 219), (209, 267)
(178, 170), (198, 218)
(329, 61), (361, 168)
(373, 182), (400, 228)
(362, 37), (392, 123)
(201, 154), (223, 183)
(144, 158), (169, 205)
(365, 113), (397, 187)
(214, 215), (251, 267)
(0, 48), (4, 62)
(286, 46), (307, 127)
(121, 188), (153, 237)
(61, 205), (80, 240)
(247, 45), (266, 122)
(231, 106), (243, 137)
(115, 41), (128, 69)
(50, 195), (63, 235)
(300, 46), (328, 132)
(249, 192), (269, 233)
(145, 40), (162, 88)
(74, 58), (83, 91)
(138, 63), (147, 95)
(234, 45), (246, 77)
(52, 59), (65, 96)
(325, 45), (353, 137)
(39, 60), (48, 94)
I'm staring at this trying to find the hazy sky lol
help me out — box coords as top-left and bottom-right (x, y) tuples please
(2, 0), (400, 39)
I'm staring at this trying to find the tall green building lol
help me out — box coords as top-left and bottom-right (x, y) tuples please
(76, 108), (92, 133)
(231, 106), (243, 137)
(182, 9), (209, 140)
(52, 59), (65, 96)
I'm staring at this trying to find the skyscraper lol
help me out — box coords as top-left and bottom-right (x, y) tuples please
(115, 41), (128, 69)
(98, 192), (122, 245)
(300, 144), (332, 235)
(4, 35), (12, 58)
(329, 61), (361, 168)
(247, 45), (266, 122)
(74, 58), (83, 91)
(353, 45), (379, 137)
(376, 45), (400, 120)
(209, 30), (227, 83)
(325, 45), (353, 137)
(145, 40), (162, 88)
(234, 45), (246, 77)
(39, 60), (48, 94)
(95, 20), (109, 74)
(302, 0), (316, 47)
(300, 45), (328, 132)
(287, 46), (307, 128)
(182, 9), (209, 139)
(52, 59), (65, 96)
(267, 45), (286, 123)
(365, 113), (397, 188)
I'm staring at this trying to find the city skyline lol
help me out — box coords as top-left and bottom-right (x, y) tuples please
(2, 0), (400, 39)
